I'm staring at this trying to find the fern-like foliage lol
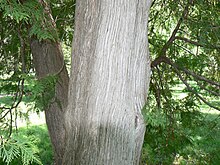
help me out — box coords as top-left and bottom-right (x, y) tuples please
(0, 135), (42, 165)
(0, 0), (58, 41)
(31, 75), (58, 111)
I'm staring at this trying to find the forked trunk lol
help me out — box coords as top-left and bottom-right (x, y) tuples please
(30, 40), (69, 165)
(63, 0), (152, 164)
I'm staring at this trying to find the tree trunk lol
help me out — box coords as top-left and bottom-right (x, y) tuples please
(63, 0), (152, 164)
(30, 40), (69, 165)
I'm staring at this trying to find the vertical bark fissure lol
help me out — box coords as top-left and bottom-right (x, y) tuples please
(64, 0), (152, 164)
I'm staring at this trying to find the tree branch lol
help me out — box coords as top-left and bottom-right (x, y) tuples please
(151, 56), (220, 88)
(175, 36), (220, 50)
(152, 56), (220, 111)
(151, 70), (162, 108)
(18, 25), (26, 73)
(180, 67), (220, 87)
(175, 36), (203, 47)
(196, 83), (220, 97)
(159, 0), (193, 56)
(171, 65), (220, 111)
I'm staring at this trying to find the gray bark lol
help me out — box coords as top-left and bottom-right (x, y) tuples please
(63, 0), (152, 164)
(30, 40), (69, 165)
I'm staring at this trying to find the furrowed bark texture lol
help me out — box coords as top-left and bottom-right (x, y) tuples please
(30, 40), (69, 165)
(63, 0), (152, 164)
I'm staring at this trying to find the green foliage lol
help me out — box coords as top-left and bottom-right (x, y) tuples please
(16, 125), (53, 165)
(0, 72), (59, 146)
(50, 0), (75, 45)
(0, 0), (58, 41)
(143, 0), (220, 164)
(0, 125), (53, 165)
(25, 74), (58, 111)
(142, 96), (197, 164)
(0, 0), (72, 149)
(141, 82), (220, 164)
(29, 23), (57, 42)
(0, 135), (42, 165)
(1, 1), (32, 23)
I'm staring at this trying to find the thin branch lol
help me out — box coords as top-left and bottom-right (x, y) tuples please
(180, 67), (220, 87)
(0, 79), (25, 121)
(175, 36), (220, 50)
(148, 0), (162, 23)
(151, 70), (162, 108)
(174, 43), (195, 55)
(151, 56), (220, 88)
(156, 66), (172, 110)
(175, 36), (203, 47)
(38, 0), (57, 33)
(18, 25), (26, 73)
(196, 83), (220, 96)
(152, 56), (220, 111)
(0, 109), (11, 120)
(8, 109), (13, 137)
(171, 65), (220, 111)
(159, 0), (193, 56)
(151, 55), (171, 68)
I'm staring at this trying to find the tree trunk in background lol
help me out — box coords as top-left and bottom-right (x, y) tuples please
(63, 0), (152, 164)
(30, 40), (69, 165)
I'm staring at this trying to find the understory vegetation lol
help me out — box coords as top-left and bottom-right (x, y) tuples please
(0, 0), (219, 164)
(141, 83), (220, 164)
(0, 125), (52, 165)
